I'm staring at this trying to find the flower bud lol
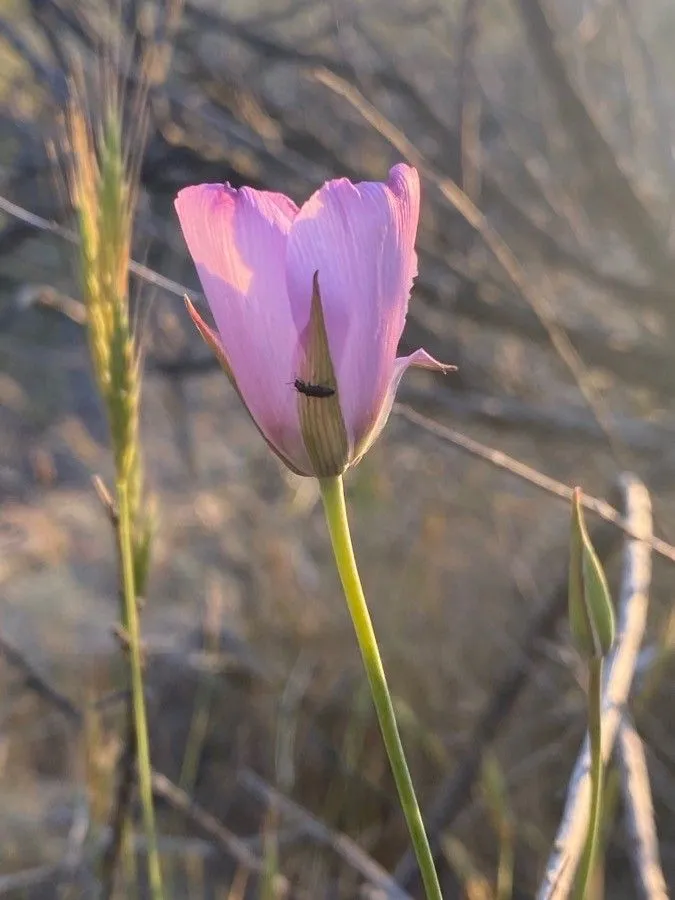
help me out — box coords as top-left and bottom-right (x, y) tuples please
(569, 487), (616, 659)
(174, 166), (454, 478)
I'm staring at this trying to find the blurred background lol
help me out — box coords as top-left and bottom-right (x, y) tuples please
(1, 0), (675, 896)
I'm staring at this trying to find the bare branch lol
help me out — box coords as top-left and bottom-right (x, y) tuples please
(0, 192), (193, 300)
(403, 384), (675, 457)
(617, 719), (668, 900)
(393, 468), (653, 890)
(455, 0), (483, 201)
(537, 473), (653, 899)
(393, 404), (675, 566)
(0, 864), (63, 895)
(515, 0), (673, 277)
(0, 633), (81, 725)
(149, 770), (290, 896)
(240, 768), (413, 900)
(616, 0), (675, 200)
(449, 277), (675, 403)
(0, 14), (67, 101)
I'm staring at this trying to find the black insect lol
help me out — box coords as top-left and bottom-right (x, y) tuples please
(293, 378), (336, 398)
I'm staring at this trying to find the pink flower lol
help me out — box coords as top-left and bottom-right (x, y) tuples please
(174, 164), (453, 477)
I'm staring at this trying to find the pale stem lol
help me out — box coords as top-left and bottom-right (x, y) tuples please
(319, 475), (442, 900)
(574, 657), (604, 900)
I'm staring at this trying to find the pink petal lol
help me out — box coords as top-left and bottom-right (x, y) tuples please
(285, 164), (420, 453)
(353, 349), (454, 463)
(175, 183), (313, 474)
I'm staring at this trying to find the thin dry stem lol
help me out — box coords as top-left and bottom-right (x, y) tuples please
(617, 719), (668, 900)
(150, 770), (290, 896)
(240, 769), (414, 900)
(394, 403), (675, 566)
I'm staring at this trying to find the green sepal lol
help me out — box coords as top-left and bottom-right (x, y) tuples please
(297, 272), (350, 477)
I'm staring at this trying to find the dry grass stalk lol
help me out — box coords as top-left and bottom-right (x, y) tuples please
(60, 21), (160, 897)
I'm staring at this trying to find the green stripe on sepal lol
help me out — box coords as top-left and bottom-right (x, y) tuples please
(569, 487), (616, 659)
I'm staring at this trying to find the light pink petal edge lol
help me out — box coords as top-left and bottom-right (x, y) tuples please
(286, 164), (421, 456)
(175, 183), (313, 474)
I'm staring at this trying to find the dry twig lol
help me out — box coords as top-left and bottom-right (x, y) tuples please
(240, 768), (413, 900)
(149, 769), (290, 896)
(394, 403), (675, 565)
(0, 633), (81, 724)
(455, 0), (483, 201)
(0, 193), (192, 301)
(514, 0), (673, 277)
(616, 718), (668, 900)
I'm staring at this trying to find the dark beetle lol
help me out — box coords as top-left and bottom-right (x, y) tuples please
(293, 378), (336, 398)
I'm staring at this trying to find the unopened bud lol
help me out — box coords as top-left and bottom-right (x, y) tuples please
(569, 487), (616, 659)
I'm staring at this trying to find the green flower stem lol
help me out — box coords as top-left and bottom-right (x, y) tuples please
(575, 657), (604, 900)
(117, 478), (164, 900)
(319, 475), (442, 900)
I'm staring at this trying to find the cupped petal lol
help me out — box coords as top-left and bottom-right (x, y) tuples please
(352, 349), (455, 464)
(175, 183), (313, 474)
(285, 164), (420, 454)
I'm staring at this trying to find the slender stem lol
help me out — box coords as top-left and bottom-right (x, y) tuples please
(117, 478), (164, 899)
(100, 703), (135, 898)
(319, 475), (442, 900)
(575, 658), (604, 899)
(496, 825), (514, 900)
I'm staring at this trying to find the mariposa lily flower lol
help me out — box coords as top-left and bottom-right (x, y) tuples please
(174, 164), (453, 477)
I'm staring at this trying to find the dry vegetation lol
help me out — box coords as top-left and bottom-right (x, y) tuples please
(1, 0), (675, 897)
